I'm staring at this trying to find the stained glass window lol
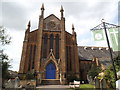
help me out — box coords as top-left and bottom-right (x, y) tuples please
(55, 34), (59, 59)
(28, 45), (32, 71)
(50, 34), (54, 49)
(43, 34), (48, 58)
(32, 45), (36, 69)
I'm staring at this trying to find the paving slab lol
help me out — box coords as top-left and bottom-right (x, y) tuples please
(36, 85), (71, 90)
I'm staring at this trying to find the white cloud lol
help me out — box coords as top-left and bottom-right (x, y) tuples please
(4, 28), (24, 71)
(2, 0), (118, 71)
(94, 41), (107, 47)
(78, 38), (93, 46)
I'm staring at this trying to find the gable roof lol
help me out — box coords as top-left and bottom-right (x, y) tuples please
(78, 46), (118, 60)
(44, 14), (60, 21)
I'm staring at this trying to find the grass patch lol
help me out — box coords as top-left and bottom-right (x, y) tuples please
(80, 84), (94, 88)
(68, 84), (95, 90)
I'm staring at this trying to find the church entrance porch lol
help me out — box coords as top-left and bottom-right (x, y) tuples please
(46, 62), (56, 79)
(41, 79), (60, 85)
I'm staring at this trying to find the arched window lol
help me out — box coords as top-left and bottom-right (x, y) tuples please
(66, 46), (69, 72)
(32, 45), (36, 69)
(66, 46), (72, 71)
(55, 34), (59, 59)
(43, 34), (48, 58)
(28, 45), (32, 71)
(69, 46), (72, 71)
(50, 34), (54, 49)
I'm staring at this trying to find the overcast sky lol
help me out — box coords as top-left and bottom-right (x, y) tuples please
(1, 0), (119, 71)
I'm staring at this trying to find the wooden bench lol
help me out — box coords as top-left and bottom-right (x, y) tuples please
(69, 80), (80, 88)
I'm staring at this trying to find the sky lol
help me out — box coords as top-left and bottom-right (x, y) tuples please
(0, 0), (119, 71)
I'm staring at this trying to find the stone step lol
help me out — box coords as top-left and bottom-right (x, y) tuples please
(41, 79), (60, 85)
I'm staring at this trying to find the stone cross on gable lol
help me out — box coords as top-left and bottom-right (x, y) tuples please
(50, 49), (53, 52)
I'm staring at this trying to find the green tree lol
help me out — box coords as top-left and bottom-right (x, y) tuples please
(0, 26), (11, 45)
(67, 73), (78, 83)
(104, 64), (119, 88)
(103, 55), (120, 88)
(114, 55), (120, 69)
(1, 51), (11, 79)
(0, 26), (11, 87)
(88, 64), (101, 80)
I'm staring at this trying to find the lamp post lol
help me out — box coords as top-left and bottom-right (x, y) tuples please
(101, 19), (117, 81)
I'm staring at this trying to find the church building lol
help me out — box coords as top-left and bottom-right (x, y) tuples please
(19, 4), (80, 84)
(19, 4), (118, 85)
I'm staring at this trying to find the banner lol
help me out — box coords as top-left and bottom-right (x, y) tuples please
(108, 28), (120, 51)
(92, 29), (104, 41)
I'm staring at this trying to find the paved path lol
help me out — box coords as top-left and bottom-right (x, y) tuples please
(36, 85), (70, 90)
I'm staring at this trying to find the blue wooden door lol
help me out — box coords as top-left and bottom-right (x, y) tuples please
(46, 62), (56, 79)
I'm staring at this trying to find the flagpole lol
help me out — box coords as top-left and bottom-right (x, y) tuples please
(102, 19), (118, 81)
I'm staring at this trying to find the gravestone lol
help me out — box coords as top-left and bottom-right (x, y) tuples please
(100, 79), (107, 89)
(5, 77), (20, 88)
(94, 77), (100, 88)
(116, 71), (120, 90)
(116, 79), (120, 90)
(87, 75), (93, 84)
(5, 79), (14, 88)
(14, 77), (20, 88)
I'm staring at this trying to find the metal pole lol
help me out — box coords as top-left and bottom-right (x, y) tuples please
(102, 21), (118, 81)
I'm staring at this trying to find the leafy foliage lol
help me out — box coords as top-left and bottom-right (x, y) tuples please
(26, 72), (35, 80)
(0, 26), (11, 80)
(0, 26), (11, 45)
(114, 55), (120, 69)
(67, 74), (77, 82)
(88, 55), (120, 88)
(103, 55), (120, 88)
(19, 72), (36, 80)
(88, 64), (101, 80)
(19, 74), (27, 80)
(104, 64), (119, 88)
(67, 73), (79, 83)
(19, 70), (37, 80)
(1, 51), (11, 79)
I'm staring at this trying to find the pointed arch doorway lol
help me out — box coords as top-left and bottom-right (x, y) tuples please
(46, 62), (56, 79)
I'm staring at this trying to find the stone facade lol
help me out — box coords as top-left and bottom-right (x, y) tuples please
(19, 5), (80, 84)
(19, 4), (119, 84)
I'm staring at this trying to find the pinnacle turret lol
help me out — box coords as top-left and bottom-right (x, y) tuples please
(40, 3), (45, 17)
(72, 24), (75, 34)
(60, 5), (64, 12)
(26, 21), (30, 32)
(41, 3), (44, 10)
(60, 5), (64, 18)
(28, 21), (31, 28)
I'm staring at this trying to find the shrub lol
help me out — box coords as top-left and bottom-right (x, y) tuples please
(26, 72), (35, 80)
(67, 74), (79, 82)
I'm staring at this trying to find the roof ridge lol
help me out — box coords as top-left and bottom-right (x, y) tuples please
(78, 46), (108, 48)
(44, 14), (60, 20)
